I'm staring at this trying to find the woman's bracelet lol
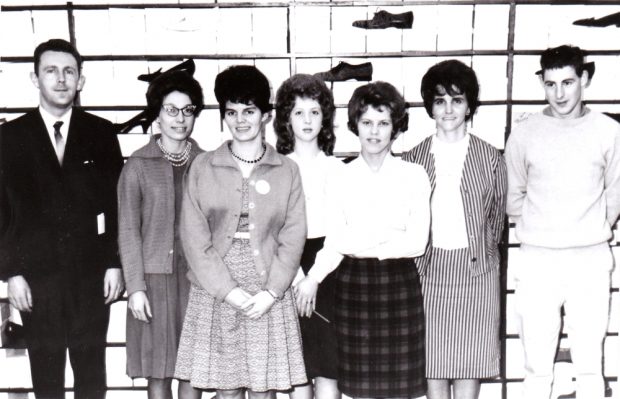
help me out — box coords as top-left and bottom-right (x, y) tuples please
(265, 289), (279, 300)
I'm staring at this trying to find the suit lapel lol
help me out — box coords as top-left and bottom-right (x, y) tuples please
(29, 110), (63, 173)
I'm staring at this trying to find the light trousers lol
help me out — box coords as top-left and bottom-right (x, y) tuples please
(514, 243), (612, 399)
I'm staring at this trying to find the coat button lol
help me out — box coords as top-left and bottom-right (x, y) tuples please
(249, 180), (256, 186)
(249, 223), (255, 230)
(249, 202), (255, 209)
(260, 270), (266, 276)
(169, 249), (174, 254)
(471, 257), (477, 262)
(253, 249), (260, 256)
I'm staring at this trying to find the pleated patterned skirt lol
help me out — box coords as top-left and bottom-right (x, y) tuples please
(422, 247), (500, 379)
(174, 239), (307, 391)
(334, 256), (426, 398)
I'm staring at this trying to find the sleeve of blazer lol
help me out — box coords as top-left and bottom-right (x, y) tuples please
(491, 150), (508, 244)
(180, 155), (238, 301)
(265, 161), (307, 297)
(95, 117), (124, 269)
(117, 158), (146, 295)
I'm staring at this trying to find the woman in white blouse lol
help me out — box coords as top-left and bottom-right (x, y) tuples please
(306, 81), (431, 399)
(275, 73), (343, 399)
(402, 60), (507, 399)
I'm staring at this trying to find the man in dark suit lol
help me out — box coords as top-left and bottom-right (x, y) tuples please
(0, 39), (124, 399)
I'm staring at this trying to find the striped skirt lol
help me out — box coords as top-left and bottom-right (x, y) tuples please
(334, 256), (426, 398)
(422, 247), (500, 379)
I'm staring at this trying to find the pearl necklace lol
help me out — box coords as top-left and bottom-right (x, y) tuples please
(228, 142), (266, 164)
(157, 138), (192, 167)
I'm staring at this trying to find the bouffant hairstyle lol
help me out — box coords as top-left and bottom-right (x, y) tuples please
(274, 74), (336, 155)
(34, 39), (82, 76)
(347, 81), (409, 139)
(145, 70), (204, 122)
(420, 59), (480, 121)
(214, 65), (272, 119)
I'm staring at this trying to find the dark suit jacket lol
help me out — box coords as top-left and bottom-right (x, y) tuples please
(0, 108), (123, 282)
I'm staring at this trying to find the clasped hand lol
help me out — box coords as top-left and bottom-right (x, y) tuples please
(225, 287), (275, 320)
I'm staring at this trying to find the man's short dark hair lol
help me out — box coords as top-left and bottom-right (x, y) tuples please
(539, 45), (586, 77)
(34, 39), (82, 76)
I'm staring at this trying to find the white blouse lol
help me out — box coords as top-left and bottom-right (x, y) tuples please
(308, 154), (431, 283)
(288, 152), (345, 239)
(430, 134), (470, 249)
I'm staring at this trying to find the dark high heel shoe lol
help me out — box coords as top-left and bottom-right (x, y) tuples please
(314, 62), (373, 82)
(353, 10), (414, 29)
(138, 59), (196, 82)
(114, 110), (153, 134)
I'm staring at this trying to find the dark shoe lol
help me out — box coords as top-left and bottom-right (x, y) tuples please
(314, 62), (373, 82)
(1, 321), (26, 349)
(573, 11), (620, 27)
(138, 59), (196, 82)
(353, 10), (413, 29)
(114, 110), (153, 134)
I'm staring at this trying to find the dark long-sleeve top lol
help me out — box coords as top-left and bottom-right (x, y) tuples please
(402, 134), (507, 277)
(117, 135), (203, 296)
(180, 141), (307, 301)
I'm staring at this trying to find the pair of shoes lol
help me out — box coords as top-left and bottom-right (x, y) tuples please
(138, 59), (196, 82)
(573, 11), (620, 27)
(114, 110), (153, 134)
(314, 62), (373, 82)
(353, 10), (414, 29)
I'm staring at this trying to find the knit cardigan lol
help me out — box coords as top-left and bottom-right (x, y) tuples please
(181, 141), (307, 301)
(118, 135), (203, 295)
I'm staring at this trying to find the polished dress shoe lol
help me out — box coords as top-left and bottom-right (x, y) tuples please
(574, 11), (620, 27)
(138, 58), (196, 82)
(114, 110), (153, 134)
(314, 62), (373, 82)
(353, 10), (413, 29)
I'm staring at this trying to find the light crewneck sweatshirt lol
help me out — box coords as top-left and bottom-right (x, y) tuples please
(505, 107), (620, 248)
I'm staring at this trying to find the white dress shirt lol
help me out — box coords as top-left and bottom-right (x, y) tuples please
(39, 106), (72, 154)
(308, 154), (431, 283)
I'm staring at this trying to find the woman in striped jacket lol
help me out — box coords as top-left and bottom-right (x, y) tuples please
(402, 59), (507, 399)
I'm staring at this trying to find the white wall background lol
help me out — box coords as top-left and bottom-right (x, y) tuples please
(1, 1), (620, 398)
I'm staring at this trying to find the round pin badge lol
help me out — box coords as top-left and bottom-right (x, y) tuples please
(255, 179), (270, 195)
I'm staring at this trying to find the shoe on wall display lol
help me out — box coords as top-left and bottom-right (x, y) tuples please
(314, 62), (373, 82)
(573, 11), (620, 27)
(138, 58), (196, 82)
(353, 10), (414, 29)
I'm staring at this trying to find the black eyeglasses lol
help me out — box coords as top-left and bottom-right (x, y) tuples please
(162, 104), (198, 117)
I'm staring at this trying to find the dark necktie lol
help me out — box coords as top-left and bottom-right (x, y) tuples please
(53, 121), (65, 164)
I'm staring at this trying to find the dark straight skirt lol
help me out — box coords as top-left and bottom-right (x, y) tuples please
(299, 237), (339, 379)
(334, 256), (426, 398)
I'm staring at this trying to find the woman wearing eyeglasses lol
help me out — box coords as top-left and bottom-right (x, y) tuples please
(118, 70), (204, 399)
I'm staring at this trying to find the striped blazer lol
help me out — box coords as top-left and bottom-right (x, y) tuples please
(402, 134), (507, 277)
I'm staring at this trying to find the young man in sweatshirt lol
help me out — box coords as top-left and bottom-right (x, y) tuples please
(505, 44), (620, 399)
